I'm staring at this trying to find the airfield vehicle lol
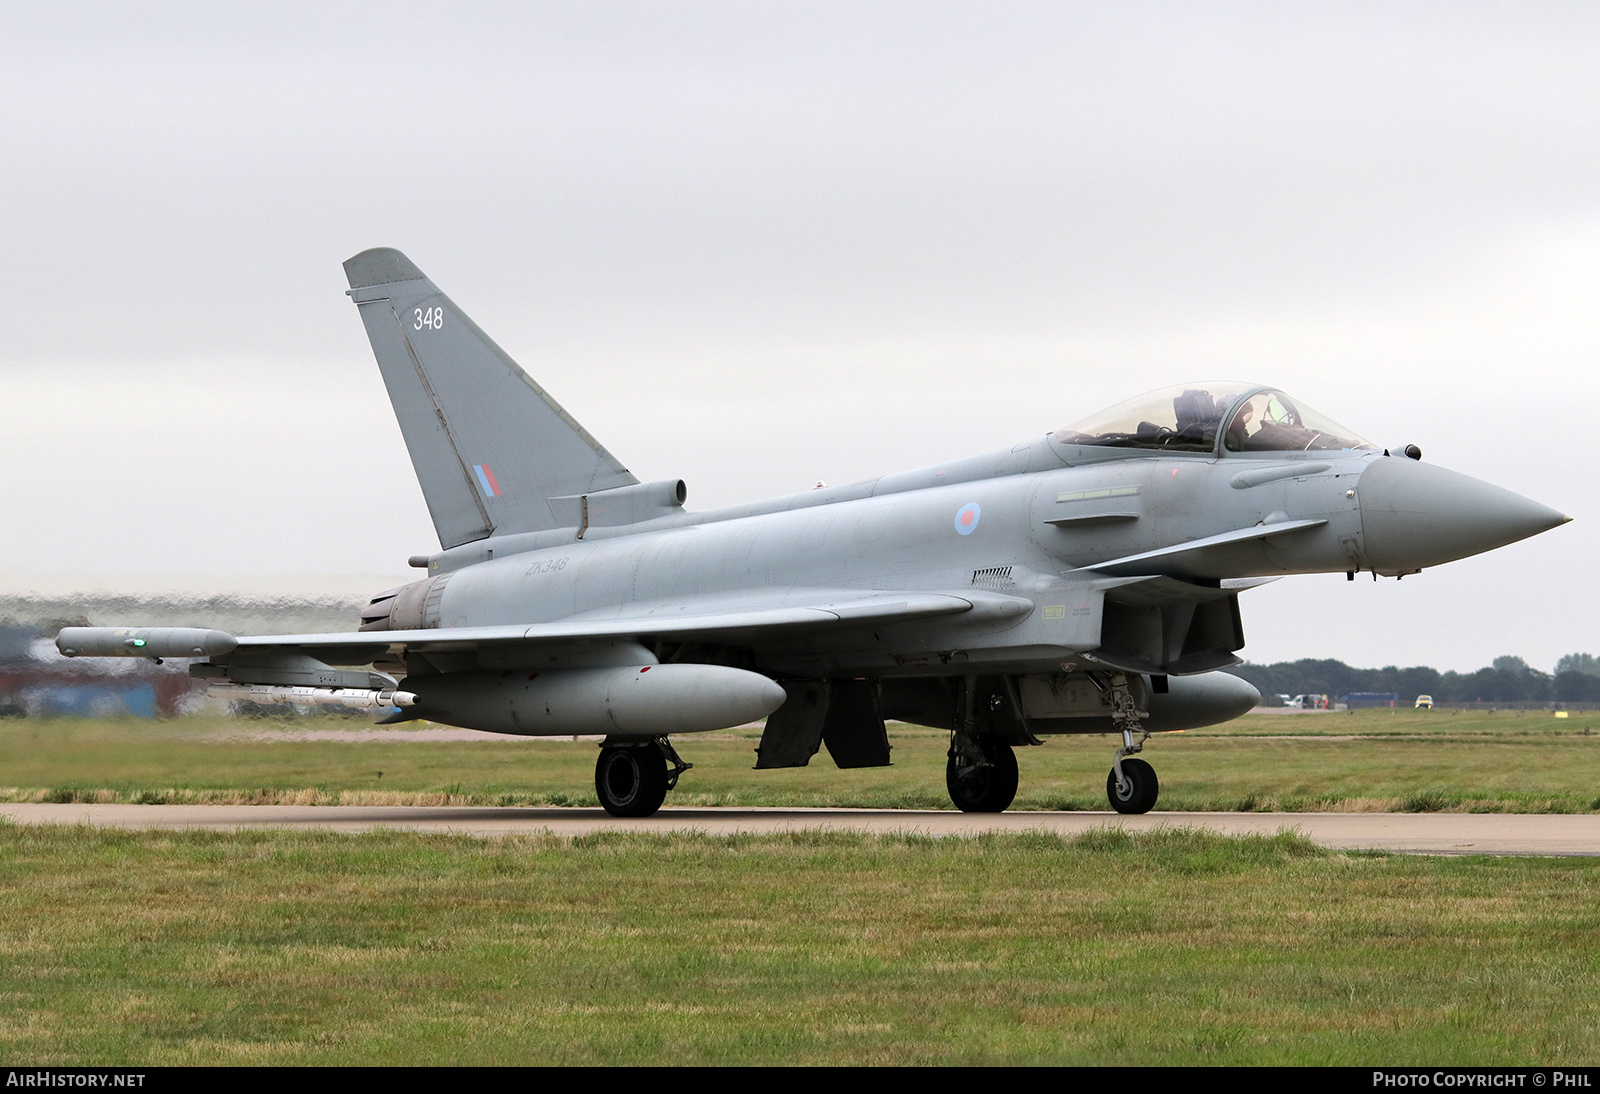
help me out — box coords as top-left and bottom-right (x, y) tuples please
(56, 249), (1569, 818)
(1416, 695), (1434, 709)
(1284, 694), (1331, 710)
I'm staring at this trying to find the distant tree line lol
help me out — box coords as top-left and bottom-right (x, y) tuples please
(1232, 653), (1600, 704)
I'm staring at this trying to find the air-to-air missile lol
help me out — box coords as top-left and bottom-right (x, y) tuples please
(56, 249), (1569, 817)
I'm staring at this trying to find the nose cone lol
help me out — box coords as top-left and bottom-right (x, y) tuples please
(1358, 456), (1569, 572)
(1146, 672), (1260, 731)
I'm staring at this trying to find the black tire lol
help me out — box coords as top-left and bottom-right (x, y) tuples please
(946, 736), (1019, 813)
(595, 745), (669, 818)
(1106, 757), (1159, 814)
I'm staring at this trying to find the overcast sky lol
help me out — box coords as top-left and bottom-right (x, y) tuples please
(2, 2), (1596, 672)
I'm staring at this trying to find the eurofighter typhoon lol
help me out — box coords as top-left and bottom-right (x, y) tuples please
(57, 249), (1570, 816)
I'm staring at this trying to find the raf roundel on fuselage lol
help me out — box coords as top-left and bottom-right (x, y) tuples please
(1054, 382), (1375, 456)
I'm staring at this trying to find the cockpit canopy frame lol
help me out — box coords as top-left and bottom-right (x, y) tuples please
(1052, 382), (1373, 457)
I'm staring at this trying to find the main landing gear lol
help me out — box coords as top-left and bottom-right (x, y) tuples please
(946, 678), (1022, 813)
(946, 734), (1019, 813)
(1101, 672), (1157, 814)
(595, 737), (692, 818)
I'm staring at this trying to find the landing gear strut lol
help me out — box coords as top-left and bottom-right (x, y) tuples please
(1101, 672), (1158, 814)
(595, 737), (692, 818)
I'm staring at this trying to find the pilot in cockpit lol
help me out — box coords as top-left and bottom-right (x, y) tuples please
(1227, 392), (1322, 451)
(1224, 399), (1254, 451)
(1056, 382), (1372, 454)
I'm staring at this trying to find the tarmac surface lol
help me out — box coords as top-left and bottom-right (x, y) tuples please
(4, 804), (1600, 855)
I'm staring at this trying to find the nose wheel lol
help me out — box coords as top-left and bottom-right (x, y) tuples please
(1107, 756), (1159, 814)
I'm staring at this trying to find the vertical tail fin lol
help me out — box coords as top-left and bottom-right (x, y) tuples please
(343, 248), (636, 548)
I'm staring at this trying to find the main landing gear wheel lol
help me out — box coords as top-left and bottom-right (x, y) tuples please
(595, 744), (669, 818)
(946, 735), (1019, 813)
(1107, 757), (1159, 815)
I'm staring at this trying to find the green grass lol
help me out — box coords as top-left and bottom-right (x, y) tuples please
(3, 709), (1600, 813)
(1, 825), (1597, 1065)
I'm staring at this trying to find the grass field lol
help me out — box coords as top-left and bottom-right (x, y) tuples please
(1, 825), (1598, 1065)
(3, 708), (1599, 813)
(5, 711), (1600, 1065)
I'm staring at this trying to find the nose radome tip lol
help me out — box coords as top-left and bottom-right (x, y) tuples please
(1359, 457), (1569, 571)
(1519, 500), (1571, 536)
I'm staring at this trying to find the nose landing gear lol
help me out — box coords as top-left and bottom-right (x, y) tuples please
(1101, 672), (1158, 814)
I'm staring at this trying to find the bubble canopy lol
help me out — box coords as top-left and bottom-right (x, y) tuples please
(1055, 382), (1374, 455)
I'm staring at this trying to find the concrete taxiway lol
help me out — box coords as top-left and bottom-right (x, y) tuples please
(3, 804), (1600, 855)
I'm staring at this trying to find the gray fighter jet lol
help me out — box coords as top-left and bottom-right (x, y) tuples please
(57, 248), (1570, 817)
